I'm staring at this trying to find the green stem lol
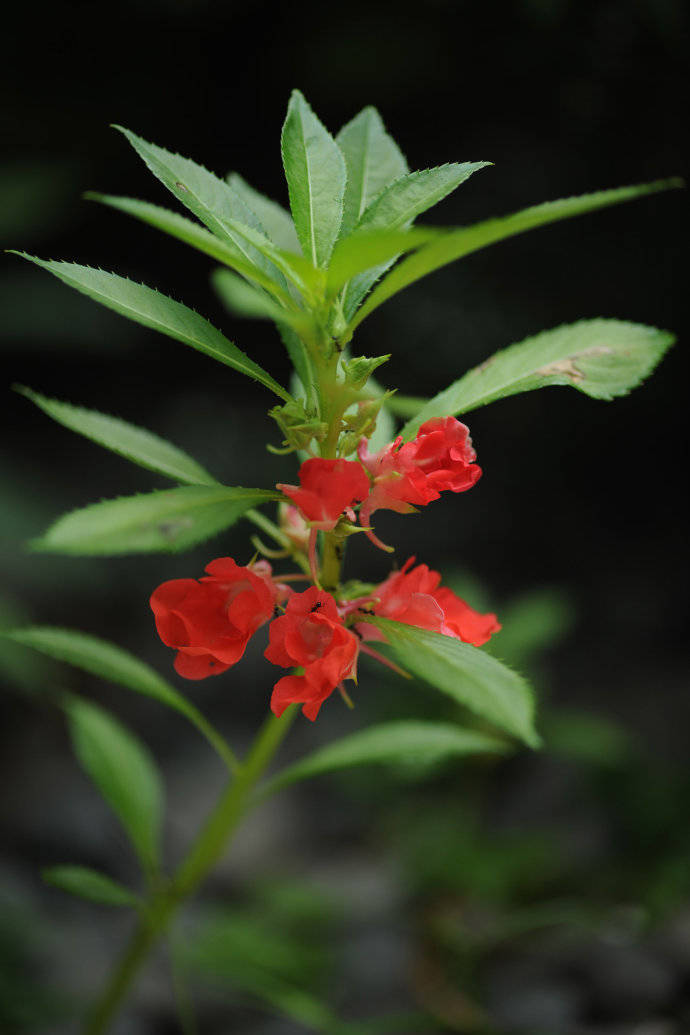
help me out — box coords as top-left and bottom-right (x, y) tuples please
(321, 532), (345, 593)
(83, 707), (297, 1035)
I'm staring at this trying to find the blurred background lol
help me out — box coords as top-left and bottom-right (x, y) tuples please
(1, 1), (688, 1032)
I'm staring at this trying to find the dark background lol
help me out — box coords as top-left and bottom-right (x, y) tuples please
(1, 1), (688, 1033)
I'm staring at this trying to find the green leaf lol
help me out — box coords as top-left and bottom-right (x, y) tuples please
(11, 254), (291, 401)
(279, 325), (316, 403)
(31, 485), (282, 555)
(264, 720), (508, 792)
(336, 105), (408, 236)
(349, 178), (682, 333)
(401, 319), (675, 438)
(361, 617), (540, 748)
(66, 697), (163, 874)
(356, 162), (490, 233)
(2, 626), (237, 771)
(114, 126), (288, 287)
(87, 193), (297, 306)
(16, 385), (217, 486)
(281, 90), (346, 267)
(42, 865), (140, 907)
(226, 173), (300, 253)
(113, 128), (316, 296)
(342, 161), (489, 319)
(325, 227), (438, 298)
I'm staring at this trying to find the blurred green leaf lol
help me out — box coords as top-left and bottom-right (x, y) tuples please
(2, 626), (236, 770)
(281, 90), (346, 267)
(362, 618), (540, 747)
(485, 588), (575, 670)
(226, 173), (300, 253)
(212, 267), (310, 335)
(88, 193), (297, 306)
(16, 385), (217, 486)
(42, 866), (140, 907)
(349, 178), (682, 333)
(401, 319), (675, 439)
(66, 697), (163, 874)
(336, 105), (408, 236)
(11, 254), (292, 401)
(264, 720), (508, 793)
(543, 709), (635, 768)
(31, 485), (281, 555)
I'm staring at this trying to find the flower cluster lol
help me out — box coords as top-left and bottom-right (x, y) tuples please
(150, 416), (498, 719)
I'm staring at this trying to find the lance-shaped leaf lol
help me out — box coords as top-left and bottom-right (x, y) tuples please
(16, 385), (217, 486)
(87, 193), (297, 307)
(66, 697), (164, 874)
(281, 90), (346, 267)
(114, 126), (289, 287)
(401, 319), (675, 439)
(263, 720), (508, 793)
(360, 617), (540, 748)
(42, 866), (141, 908)
(336, 105), (409, 236)
(342, 161), (489, 319)
(348, 178), (682, 333)
(11, 254), (291, 401)
(226, 173), (301, 254)
(3, 626), (237, 771)
(31, 485), (282, 555)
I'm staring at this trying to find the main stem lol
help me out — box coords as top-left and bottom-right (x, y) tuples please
(84, 707), (296, 1035)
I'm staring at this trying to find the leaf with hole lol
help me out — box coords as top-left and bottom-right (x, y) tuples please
(401, 319), (675, 439)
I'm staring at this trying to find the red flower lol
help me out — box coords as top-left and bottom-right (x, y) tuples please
(277, 458), (371, 532)
(359, 557), (500, 647)
(150, 557), (282, 680)
(358, 417), (482, 548)
(264, 587), (359, 720)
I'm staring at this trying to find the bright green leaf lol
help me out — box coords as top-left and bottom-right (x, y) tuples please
(279, 325), (316, 403)
(355, 162), (490, 234)
(401, 319), (675, 438)
(281, 90), (346, 267)
(2, 626), (236, 771)
(66, 697), (163, 874)
(342, 161), (489, 318)
(326, 227), (438, 298)
(336, 105), (408, 236)
(42, 865), (140, 907)
(361, 617), (540, 748)
(11, 254), (291, 401)
(349, 178), (682, 333)
(226, 173), (300, 253)
(16, 385), (217, 486)
(30, 485), (282, 555)
(264, 720), (508, 792)
(87, 193), (296, 306)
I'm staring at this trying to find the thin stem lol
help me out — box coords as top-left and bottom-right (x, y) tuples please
(245, 509), (310, 577)
(83, 707), (297, 1035)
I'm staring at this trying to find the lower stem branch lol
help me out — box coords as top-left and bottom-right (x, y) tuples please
(83, 707), (297, 1035)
